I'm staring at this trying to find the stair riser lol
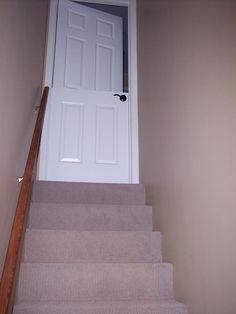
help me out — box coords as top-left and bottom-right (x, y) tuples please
(23, 230), (162, 263)
(17, 263), (173, 302)
(28, 203), (153, 231)
(14, 302), (188, 314)
(32, 181), (146, 205)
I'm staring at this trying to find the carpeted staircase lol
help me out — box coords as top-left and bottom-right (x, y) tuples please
(13, 181), (188, 314)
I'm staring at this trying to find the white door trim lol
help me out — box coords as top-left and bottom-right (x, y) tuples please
(40, 0), (139, 183)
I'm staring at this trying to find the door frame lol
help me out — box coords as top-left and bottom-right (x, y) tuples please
(40, 0), (139, 183)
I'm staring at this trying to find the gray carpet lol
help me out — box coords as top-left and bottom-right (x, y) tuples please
(14, 181), (187, 314)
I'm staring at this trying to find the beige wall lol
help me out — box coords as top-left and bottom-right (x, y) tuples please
(0, 0), (48, 276)
(137, 1), (236, 314)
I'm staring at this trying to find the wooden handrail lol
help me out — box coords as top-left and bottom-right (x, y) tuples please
(0, 86), (49, 313)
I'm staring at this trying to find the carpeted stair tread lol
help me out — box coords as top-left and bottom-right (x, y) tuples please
(13, 181), (187, 313)
(32, 181), (146, 205)
(13, 300), (188, 314)
(23, 230), (162, 263)
(17, 263), (173, 302)
(28, 203), (152, 231)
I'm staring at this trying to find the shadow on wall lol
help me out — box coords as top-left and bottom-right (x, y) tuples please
(0, 0), (48, 276)
(137, 0), (236, 314)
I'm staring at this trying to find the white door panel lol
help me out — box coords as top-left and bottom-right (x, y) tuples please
(54, 0), (123, 91)
(40, 0), (129, 183)
(46, 88), (129, 183)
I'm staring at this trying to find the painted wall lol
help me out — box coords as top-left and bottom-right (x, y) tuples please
(137, 1), (236, 314)
(0, 0), (48, 276)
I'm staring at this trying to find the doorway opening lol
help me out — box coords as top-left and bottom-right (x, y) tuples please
(39, 0), (139, 183)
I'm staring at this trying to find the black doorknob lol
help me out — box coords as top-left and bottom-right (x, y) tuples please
(114, 94), (127, 102)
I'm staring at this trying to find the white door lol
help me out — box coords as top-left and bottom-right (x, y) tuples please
(42, 0), (130, 183)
